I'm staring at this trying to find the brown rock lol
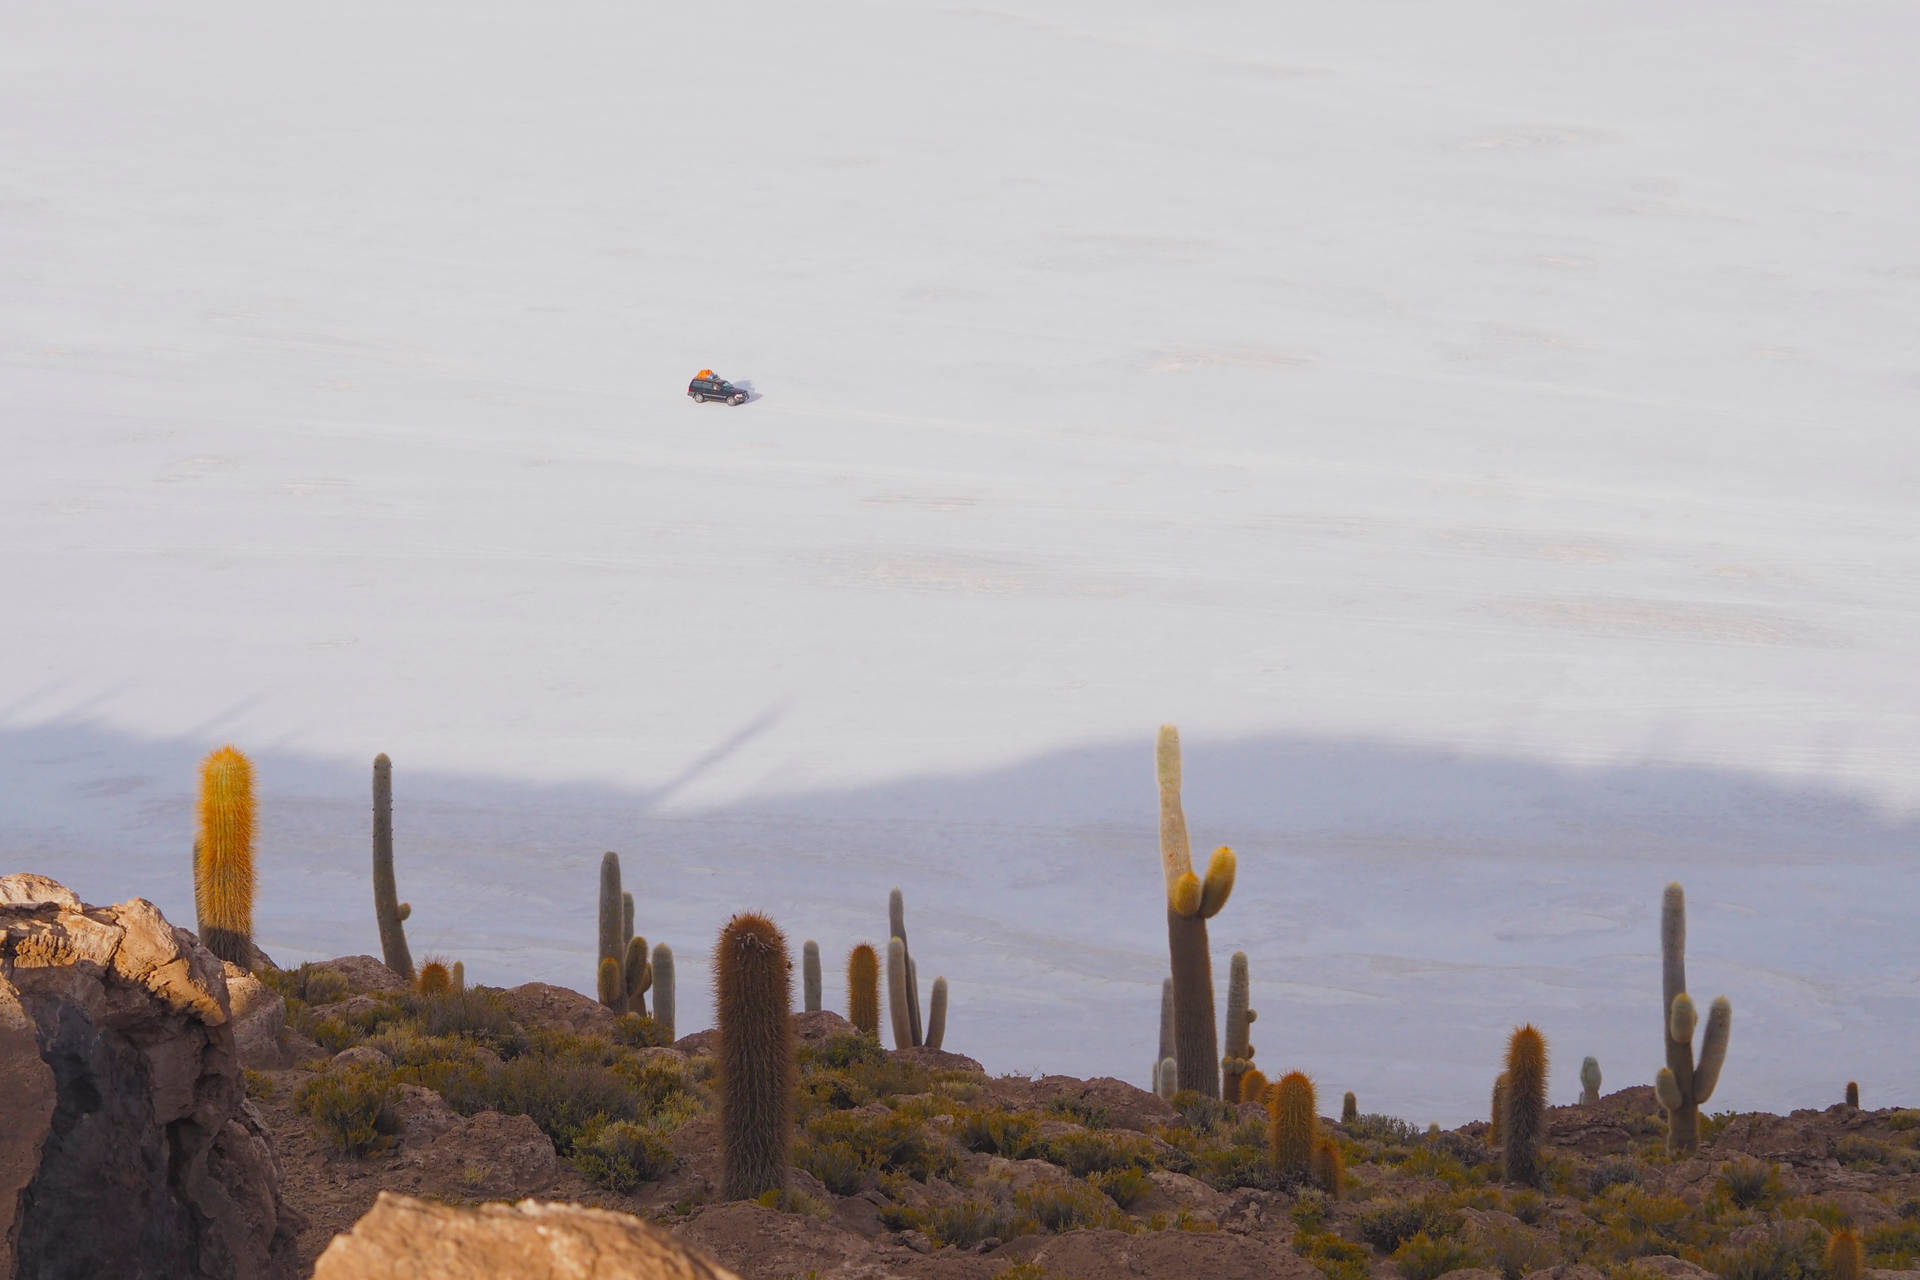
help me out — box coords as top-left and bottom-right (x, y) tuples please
(390, 1084), (460, 1148)
(794, 1008), (857, 1044)
(496, 981), (617, 1036)
(1523, 1266), (1608, 1280)
(313, 1191), (742, 1279)
(331, 1045), (393, 1070)
(224, 962), (292, 1069)
(315, 954), (410, 995)
(896, 1044), (987, 1074)
(0, 878), (301, 1279)
(1628, 1257), (1720, 1280)
(395, 1112), (560, 1201)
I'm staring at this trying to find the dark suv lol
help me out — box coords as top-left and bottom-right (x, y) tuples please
(688, 376), (747, 405)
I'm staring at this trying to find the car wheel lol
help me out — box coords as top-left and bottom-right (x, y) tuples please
(731, 395), (745, 405)
(688, 393), (703, 403)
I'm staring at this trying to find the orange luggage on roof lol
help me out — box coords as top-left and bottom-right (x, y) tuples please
(696, 368), (715, 379)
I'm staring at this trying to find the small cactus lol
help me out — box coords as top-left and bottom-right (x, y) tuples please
(1580, 1056), (1602, 1105)
(1342, 1091), (1358, 1124)
(597, 853), (624, 1011)
(1828, 1227), (1865, 1280)
(886, 937), (913, 1050)
(416, 960), (451, 995)
(926, 976), (948, 1050)
(714, 912), (794, 1201)
(802, 940), (822, 1013)
(1502, 1025), (1548, 1186)
(1845, 1081), (1859, 1110)
(651, 942), (676, 1039)
(1312, 1134), (1344, 1198)
(370, 753), (413, 980)
(451, 960), (465, 993)
(195, 745), (257, 969)
(847, 944), (880, 1037)
(1489, 1072), (1510, 1147)
(1155, 1057), (1178, 1100)
(1240, 1068), (1270, 1109)
(1221, 951), (1256, 1107)
(1269, 1071), (1317, 1176)
(1656, 883), (1732, 1154)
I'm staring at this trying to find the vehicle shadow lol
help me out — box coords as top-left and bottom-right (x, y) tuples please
(734, 379), (763, 403)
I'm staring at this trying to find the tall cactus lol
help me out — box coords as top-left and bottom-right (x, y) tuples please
(597, 852), (624, 1011)
(802, 940), (822, 1013)
(1156, 725), (1236, 1097)
(1240, 1068), (1270, 1109)
(925, 976), (948, 1050)
(1222, 951), (1257, 1103)
(1655, 882), (1731, 1154)
(1502, 1025), (1548, 1186)
(1269, 1071), (1317, 1176)
(715, 912), (794, 1201)
(848, 944), (880, 1037)
(1342, 1091), (1358, 1124)
(886, 937), (914, 1050)
(1489, 1072), (1509, 1147)
(1580, 1056), (1602, 1105)
(888, 888), (922, 1045)
(370, 753), (413, 980)
(651, 942), (676, 1039)
(195, 745), (257, 969)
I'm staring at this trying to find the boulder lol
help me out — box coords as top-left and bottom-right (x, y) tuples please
(995, 1227), (1323, 1280)
(315, 954), (409, 995)
(313, 1192), (743, 1279)
(497, 981), (616, 1036)
(223, 962), (292, 1069)
(393, 1112), (560, 1201)
(0, 874), (302, 1280)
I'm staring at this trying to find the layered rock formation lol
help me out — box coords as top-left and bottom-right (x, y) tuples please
(0, 874), (301, 1280)
(313, 1192), (743, 1279)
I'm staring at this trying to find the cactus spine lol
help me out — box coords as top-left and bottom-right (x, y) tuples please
(370, 753), (413, 980)
(624, 935), (652, 1014)
(1502, 1025), (1548, 1186)
(1655, 882), (1731, 1155)
(888, 888), (922, 1045)
(1269, 1071), (1317, 1176)
(1580, 1056), (1602, 1105)
(195, 745), (257, 969)
(651, 942), (676, 1039)
(597, 852), (624, 1011)
(802, 940), (821, 1013)
(886, 937), (914, 1050)
(714, 912), (794, 1201)
(1222, 950), (1256, 1105)
(1828, 1227), (1864, 1280)
(1156, 726), (1236, 1097)
(847, 944), (880, 1037)
(1489, 1072), (1509, 1147)
(1342, 1091), (1358, 1124)
(417, 960), (451, 995)
(925, 976), (948, 1050)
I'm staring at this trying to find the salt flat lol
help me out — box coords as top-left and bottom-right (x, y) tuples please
(2, 0), (1916, 1121)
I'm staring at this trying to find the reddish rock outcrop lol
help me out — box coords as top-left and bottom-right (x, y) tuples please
(0, 874), (302, 1280)
(313, 1192), (743, 1279)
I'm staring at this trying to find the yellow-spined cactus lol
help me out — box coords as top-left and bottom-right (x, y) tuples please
(1828, 1227), (1864, 1280)
(194, 745), (256, 969)
(416, 961), (451, 995)
(1269, 1070), (1317, 1176)
(847, 944), (880, 1037)
(1312, 1134), (1344, 1198)
(1502, 1025), (1548, 1186)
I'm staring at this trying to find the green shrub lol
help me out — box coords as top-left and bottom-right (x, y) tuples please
(800, 1068), (874, 1113)
(925, 1197), (1025, 1249)
(1588, 1158), (1644, 1195)
(401, 987), (520, 1046)
(1091, 1165), (1153, 1208)
(1483, 1222), (1557, 1280)
(1718, 1159), (1784, 1210)
(572, 1118), (674, 1190)
(243, 1068), (275, 1099)
(296, 1065), (400, 1158)
(1188, 1141), (1283, 1192)
(1886, 1111), (1920, 1132)
(1707, 1222), (1824, 1280)
(1357, 1200), (1462, 1253)
(1866, 1220), (1920, 1269)
(1170, 1090), (1234, 1135)
(1393, 1231), (1487, 1280)
(1506, 1190), (1547, 1225)
(1046, 1096), (1111, 1129)
(796, 1138), (867, 1195)
(1016, 1179), (1119, 1233)
(957, 1108), (1043, 1159)
(308, 1016), (358, 1054)
(1347, 1114), (1423, 1144)
(1044, 1130), (1154, 1177)
(802, 1108), (958, 1183)
(1297, 1230), (1371, 1280)
(801, 1033), (890, 1072)
(611, 1012), (673, 1048)
(1834, 1137), (1890, 1169)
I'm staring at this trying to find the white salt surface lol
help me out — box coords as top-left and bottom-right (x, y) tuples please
(2, 0), (1916, 1122)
